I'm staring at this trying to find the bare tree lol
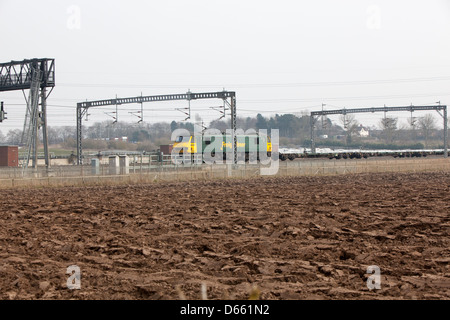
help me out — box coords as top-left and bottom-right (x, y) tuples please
(6, 129), (23, 145)
(339, 114), (359, 145)
(418, 113), (437, 147)
(379, 117), (398, 144)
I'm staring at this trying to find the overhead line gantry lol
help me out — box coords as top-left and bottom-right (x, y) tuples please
(310, 104), (448, 158)
(0, 58), (55, 169)
(76, 91), (237, 165)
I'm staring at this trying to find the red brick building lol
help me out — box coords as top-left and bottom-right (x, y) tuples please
(0, 146), (19, 167)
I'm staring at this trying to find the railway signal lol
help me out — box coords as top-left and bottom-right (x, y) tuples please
(0, 101), (6, 122)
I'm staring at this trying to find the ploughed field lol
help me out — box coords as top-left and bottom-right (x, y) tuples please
(0, 172), (449, 300)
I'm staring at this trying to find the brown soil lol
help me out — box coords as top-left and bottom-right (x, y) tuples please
(0, 172), (449, 300)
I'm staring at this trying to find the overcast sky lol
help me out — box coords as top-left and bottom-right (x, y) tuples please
(1, 0), (450, 133)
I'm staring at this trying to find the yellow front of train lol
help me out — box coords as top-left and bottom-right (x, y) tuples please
(267, 136), (272, 153)
(173, 135), (197, 154)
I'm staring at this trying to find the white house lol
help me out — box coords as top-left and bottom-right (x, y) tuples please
(357, 125), (370, 137)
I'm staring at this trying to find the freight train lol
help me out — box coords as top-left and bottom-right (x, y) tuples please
(172, 133), (442, 162)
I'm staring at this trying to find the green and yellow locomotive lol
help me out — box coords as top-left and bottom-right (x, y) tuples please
(173, 133), (272, 161)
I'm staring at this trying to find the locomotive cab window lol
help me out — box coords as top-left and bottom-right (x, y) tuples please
(175, 136), (187, 143)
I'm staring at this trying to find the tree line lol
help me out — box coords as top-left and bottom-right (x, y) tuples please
(0, 112), (446, 151)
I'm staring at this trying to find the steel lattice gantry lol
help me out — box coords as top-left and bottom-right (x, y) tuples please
(0, 58), (55, 91)
(0, 58), (55, 169)
(310, 104), (448, 157)
(76, 91), (237, 165)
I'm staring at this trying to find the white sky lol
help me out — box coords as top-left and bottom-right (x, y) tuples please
(1, 0), (450, 133)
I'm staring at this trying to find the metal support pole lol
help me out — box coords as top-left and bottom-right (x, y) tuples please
(310, 116), (316, 154)
(187, 90), (192, 121)
(115, 95), (118, 123)
(32, 103), (38, 170)
(231, 95), (237, 164)
(444, 105), (448, 158)
(140, 92), (144, 123)
(41, 86), (50, 168)
(31, 63), (39, 170)
(76, 105), (83, 165)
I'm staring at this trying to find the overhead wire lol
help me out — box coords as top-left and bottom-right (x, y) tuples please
(2, 74), (449, 131)
(56, 75), (450, 89)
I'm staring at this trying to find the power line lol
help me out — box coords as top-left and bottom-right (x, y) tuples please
(239, 92), (450, 103)
(56, 75), (450, 89)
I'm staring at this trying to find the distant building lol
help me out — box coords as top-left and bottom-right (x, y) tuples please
(112, 137), (128, 142)
(160, 145), (173, 155)
(0, 146), (19, 167)
(357, 125), (370, 137)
